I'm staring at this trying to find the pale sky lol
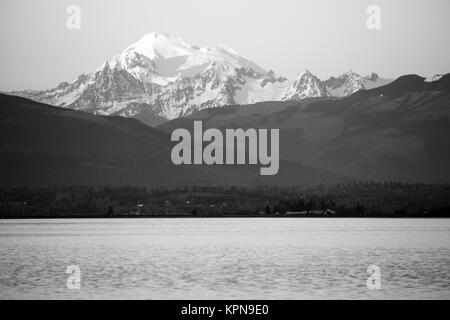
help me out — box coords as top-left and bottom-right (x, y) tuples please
(1, 0), (449, 91)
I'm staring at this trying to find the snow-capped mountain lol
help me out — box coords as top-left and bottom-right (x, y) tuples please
(426, 74), (445, 82)
(281, 69), (393, 101)
(324, 70), (392, 97)
(283, 70), (326, 100)
(14, 33), (393, 125)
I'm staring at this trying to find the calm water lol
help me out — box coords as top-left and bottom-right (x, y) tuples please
(0, 218), (449, 300)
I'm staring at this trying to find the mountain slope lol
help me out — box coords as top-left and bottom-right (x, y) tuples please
(159, 74), (450, 183)
(0, 94), (345, 187)
(13, 33), (392, 125)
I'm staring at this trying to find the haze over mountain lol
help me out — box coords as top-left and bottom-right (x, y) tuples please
(13, 33), (392, 126)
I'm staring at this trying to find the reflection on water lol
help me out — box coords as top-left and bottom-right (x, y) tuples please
(0, 218), (449, 299)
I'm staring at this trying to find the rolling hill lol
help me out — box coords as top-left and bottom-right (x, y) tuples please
(0, 94), (345, 187)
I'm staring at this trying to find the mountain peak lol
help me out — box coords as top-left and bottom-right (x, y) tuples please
(284, 69), (326, 100)
(343, 69), (360, 78)
(124, 32), (193, 60)
(296, 69), (315, 79)
(368, 72), (379, 81)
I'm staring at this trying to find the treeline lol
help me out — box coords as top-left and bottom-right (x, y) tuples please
(1, 182), (450, 218)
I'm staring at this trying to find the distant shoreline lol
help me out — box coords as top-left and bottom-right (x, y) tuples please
(2, 184), (449, 219)
(1, 214), (448, 219)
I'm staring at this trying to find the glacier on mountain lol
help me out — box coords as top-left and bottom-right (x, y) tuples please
(14, 33), (393, 123)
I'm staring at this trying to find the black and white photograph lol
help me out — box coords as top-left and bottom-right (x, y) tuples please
(0, 0), (449, 306)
